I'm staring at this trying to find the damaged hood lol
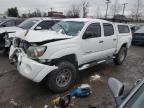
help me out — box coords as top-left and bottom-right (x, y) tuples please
(24, 30), (72, 43)
(0, 26), (23, 34)
(10, 29), (27, 39)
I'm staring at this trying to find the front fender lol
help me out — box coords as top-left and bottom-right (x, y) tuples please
(48, 47), (82, 65)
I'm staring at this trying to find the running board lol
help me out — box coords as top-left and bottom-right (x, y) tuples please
(79, 59), (106, 71)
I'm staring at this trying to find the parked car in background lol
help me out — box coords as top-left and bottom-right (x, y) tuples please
(0, 17), (23, 27)
(108, 77), (144, 108)
(9, 18), (132, 92)
(0, 17), (60, 54)
(132, 26), (144, 44)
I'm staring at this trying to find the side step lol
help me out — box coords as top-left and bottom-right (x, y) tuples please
(79, 59), (106, 71)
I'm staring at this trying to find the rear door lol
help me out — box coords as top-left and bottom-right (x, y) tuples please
(102, 23), (117, 57)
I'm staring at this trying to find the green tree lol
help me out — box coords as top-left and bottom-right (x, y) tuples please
(7, 7), (19, 17)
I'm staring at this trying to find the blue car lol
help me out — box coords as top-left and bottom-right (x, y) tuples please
(132, 27), (144, 44)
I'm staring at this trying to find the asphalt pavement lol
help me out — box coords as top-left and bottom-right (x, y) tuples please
(0, 45), (144, 108)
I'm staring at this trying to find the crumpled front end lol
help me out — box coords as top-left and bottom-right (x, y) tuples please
(9, 37), (32, 62)
(17, 53), (57, 82)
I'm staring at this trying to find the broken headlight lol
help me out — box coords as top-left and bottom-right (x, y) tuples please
(13, 38), (21, 48)
(27, 46), (47, 58)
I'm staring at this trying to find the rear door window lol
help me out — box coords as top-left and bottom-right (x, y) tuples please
(103, 23), (114, 36)
(118, 25), (130, 33)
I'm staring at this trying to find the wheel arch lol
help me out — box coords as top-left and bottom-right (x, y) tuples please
(116, 42), (129, 54)
(50, 54), (78, 68)
(42, 54), (78, 82)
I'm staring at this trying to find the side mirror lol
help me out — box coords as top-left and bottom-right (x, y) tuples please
(35, 26), (42, 30)
(108, 78), (124, 107)
(83, 31), (93, 39)
(108, 78), (124, 98)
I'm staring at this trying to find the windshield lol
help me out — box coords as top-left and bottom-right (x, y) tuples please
(49, 21), (85, 36)
(18, 19), (39, 29)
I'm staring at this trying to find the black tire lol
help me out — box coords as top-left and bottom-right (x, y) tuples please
(46, 61), (77, 93)
(114, 46), (127, 65)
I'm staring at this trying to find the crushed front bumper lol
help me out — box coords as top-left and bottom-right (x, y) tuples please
(9, 45), (23, 63)
(17, 54), (57, 82)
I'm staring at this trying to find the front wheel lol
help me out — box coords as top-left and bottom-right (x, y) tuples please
(114, 46), (127, 65)
(46, 61), (77, 93)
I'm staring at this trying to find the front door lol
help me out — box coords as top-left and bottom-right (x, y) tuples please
(80, 23), (104, 64)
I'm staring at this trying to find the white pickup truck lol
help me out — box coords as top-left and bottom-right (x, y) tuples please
(10, 18), (132, 92)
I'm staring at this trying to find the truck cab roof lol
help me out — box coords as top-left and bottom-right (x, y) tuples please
(28, 17), (61, 21)
(62, 18), (112, 23)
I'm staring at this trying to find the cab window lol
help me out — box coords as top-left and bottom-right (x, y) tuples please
(118, 25), (130, 33)
(103, 23), (114, 36)
(84, 23), (101, 38)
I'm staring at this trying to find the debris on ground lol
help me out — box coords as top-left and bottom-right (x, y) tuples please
(48, 95), (76, 108)
(43, 105), (48, 108)
(70, 84), (92, 97)
(10, 99), (18, 107)
(90, 74), (101, 82)
(10, 98), (32, 108)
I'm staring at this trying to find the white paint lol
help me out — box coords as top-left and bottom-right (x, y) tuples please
(17, 53), (57, 82)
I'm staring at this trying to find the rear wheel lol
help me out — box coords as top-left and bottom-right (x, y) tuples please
(114, 46), (127, 65)
(46, 61), (77, 93)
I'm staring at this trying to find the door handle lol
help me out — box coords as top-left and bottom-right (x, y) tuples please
(99, 40), (104, 43)
(113, 38), (117, 41)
